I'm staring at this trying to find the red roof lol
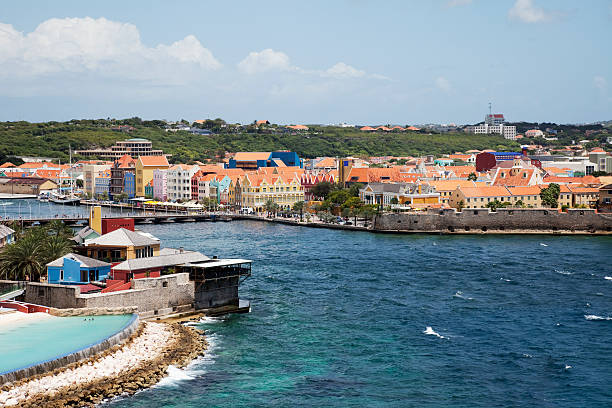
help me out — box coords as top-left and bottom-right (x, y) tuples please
(78, 284), (102, 294)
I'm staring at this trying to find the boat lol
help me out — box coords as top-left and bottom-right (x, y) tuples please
(37, 192), (50, 202)
(49, 191), (81, 205)
(48, 145), (81, 205)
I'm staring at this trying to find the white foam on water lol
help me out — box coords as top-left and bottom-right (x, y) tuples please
(584, 315), (612, 321)
(453, 291), (474, 300)
(0, 202), (13, 206)
(156, 365), (196, 387)
(432, 242), (437, 246)
(604, 276), (612, 281)
(500, 278), (512, 282)
(522, 353), (533, 358)
(540, 243), (548, 247)
(555, 270), (573, 275)
(564, 365), (572, 370)
(424, 326), (445, 339)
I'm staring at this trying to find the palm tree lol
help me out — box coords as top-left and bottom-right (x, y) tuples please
(292, 201), (305, 222)
(46, 220), (73, 238)
(0, 234), (44, 281)
(41, 234), (73, 265)
(264, 199), (278, 218)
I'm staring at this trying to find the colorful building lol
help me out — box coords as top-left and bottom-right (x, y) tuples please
(153, 169), (167, 201)
(46, 253), (111, 284)
(123, 171), (136, 198)
(241, 172), (304, 212)
(135, 156), (170, 197)
(227, 151), (303, 170)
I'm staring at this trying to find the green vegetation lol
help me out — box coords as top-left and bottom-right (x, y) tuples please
(540, 183), (561, 208)
(0, 119), (522, 163)
(0, 220), (73, 282)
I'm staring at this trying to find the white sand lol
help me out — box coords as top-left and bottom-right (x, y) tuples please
(0, 322), (172, 406)
(0, 311), (56, 328)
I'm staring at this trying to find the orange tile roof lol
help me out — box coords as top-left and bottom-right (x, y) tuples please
(506, 186), (542, 195)
(115, 154), (135, 168)
(543, 175), (601, 186)
(460, 186), (511, 198)
(18, 162), (56, 169)
(234, 152), (271, 161)
(314, 157), (336, 168)
(360, 126), (376, 131)
(0, 162), (15, 168)
(493, 168), (535, 187)
(138, 156), (169, 167)
(287, 125), (309, 130)
(428, 180), (480, 191)
(406, 126), (421, 131)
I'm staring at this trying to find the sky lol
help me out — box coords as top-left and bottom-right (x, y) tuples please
(0, 0), (611, 125)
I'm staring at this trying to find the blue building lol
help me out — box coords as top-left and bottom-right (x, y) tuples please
(226, 151), (303, 170)
(123, 171), (135, 199)
(46, 253), (111, 284)
(0, 225), (15, 248)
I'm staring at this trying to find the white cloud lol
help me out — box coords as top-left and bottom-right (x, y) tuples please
(0, 17), (221, 79)
(594, 76), (608, 92)
(435, 76), (451, 92)
(446, 0), (472, 7)
(237, 49), (292, 74)
(508, 0), (556, 23)
(323, 62), (365, 78)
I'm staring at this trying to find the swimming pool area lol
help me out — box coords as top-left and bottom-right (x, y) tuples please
(0, 314), (136, 376)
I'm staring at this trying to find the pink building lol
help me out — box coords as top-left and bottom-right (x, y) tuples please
(153, 169), (167, 201)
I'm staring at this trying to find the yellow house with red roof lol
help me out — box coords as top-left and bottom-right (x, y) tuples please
(241, 172), (304, 212)
(135, 156), (170, 197)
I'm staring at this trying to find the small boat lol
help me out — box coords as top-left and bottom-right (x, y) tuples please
(38, 192), (50, 202)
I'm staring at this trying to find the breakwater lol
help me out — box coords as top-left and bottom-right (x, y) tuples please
(372, 208), (612, 234)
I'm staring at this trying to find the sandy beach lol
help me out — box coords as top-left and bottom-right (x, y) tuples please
(0, 311), (56, 328)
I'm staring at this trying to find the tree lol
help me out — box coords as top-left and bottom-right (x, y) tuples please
(389, 197), (399, 205)
(457, 200), (465, 211)
(292, 200), (305, 222)
(467, 172), (478, 181)
(311, 182), (334, 200)
(540, 183), (561, 208)
(264, 199), (279, 218)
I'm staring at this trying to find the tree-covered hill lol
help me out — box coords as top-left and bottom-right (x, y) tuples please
(0, 119), (521, 163)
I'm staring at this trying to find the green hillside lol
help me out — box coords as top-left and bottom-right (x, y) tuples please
(0, 119), (521, 163)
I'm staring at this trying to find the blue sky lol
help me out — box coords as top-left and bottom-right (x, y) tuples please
(0, 0), (610, 125)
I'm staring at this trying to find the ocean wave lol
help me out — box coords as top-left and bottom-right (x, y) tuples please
(540, 243), (548, 247)
(555, 270), (573, 275)
(500, 278), (512, 282)
(605, 276), (612, 281)
(424, 326), (445, 339)
(584, 315), (612, 321)
(453, 291), (474, 300)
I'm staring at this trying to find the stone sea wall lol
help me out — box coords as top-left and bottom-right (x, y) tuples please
(0, 314), (139, 386)
(24, 273), (195, 317)
(373, 208), (612, 233)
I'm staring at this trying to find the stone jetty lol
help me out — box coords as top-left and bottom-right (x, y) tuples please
(0, 321), (206, 407)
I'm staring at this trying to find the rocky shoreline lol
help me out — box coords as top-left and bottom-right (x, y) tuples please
(0, 322), (206, 407)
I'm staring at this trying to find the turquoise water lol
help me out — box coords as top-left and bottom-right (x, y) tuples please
(100, 222), (610, 407)
(0, 314), (134, 374)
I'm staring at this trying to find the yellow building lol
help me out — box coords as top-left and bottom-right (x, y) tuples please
(241, 172), (305, 212)
(82, 228), (160, 262)
(135, 156), (169, 197)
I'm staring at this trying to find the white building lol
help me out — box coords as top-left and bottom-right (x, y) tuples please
(485, 114), (505, 126)
(467, 123), (517, 141)
(166, 164), (199, 201)
(153, 169), (167, 201)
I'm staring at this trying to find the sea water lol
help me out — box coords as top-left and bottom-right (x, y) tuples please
(95, 221), (611, 407)
(0, 314), (134, 374)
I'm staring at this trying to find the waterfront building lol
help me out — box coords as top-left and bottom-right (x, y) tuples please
(192, 171), (217, 202)
(83, 164), (112, 196)
(301, 172), (336, 201)
(46, 253), (111, 285)
(491, 159), (544, 187)
(167, 164), (200, 201)
(359, 182), (440, 207)
(0, 177), (58, 195)
(79, 228), (160, 262)
(111, 248), (208, 282)
(144, 180), (154, 198)
(428, 180), (482, 205)
(241, 172), (304, 212)
(110, 154), (136, 200)
(94, 170), (111, 198)
(226, 151), (303, 170)
(0, 225), (15, 248)
(75, 138), (165, 159)
(449, 185), (575, 209)
(123, 171), (136, 198)
(135, 156), (170, 197)
(598, 183), (612, 211)
(153, 169), (167, 201)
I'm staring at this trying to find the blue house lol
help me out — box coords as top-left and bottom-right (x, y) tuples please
(123, 171), (136, 199)
(226, 151), (303, 170)
(0, 225), (15, 248)
(46, 253), (111, 284)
